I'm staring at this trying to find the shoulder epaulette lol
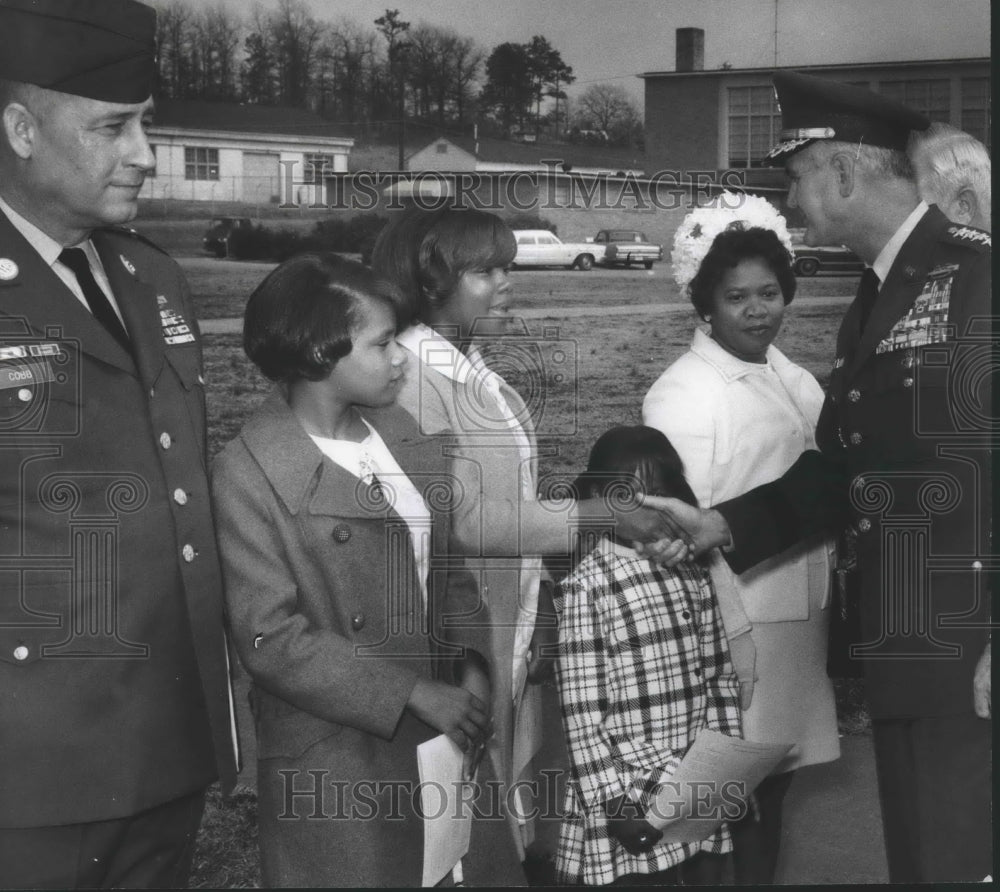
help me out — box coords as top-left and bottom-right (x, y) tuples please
(943, 224), (991, 250)
(99, 224), (171, 257)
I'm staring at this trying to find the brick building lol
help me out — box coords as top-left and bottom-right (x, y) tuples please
(642, 28), (990, 191)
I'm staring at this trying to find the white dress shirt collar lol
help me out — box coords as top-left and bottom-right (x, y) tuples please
(871, 200), (929, 288)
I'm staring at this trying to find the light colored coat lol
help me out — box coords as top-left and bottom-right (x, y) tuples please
(388, 324), (555, 860)
(644, 328), (839, 770)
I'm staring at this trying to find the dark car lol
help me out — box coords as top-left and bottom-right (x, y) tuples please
(791, 244), (865, 276)
(593, 229), (663, 269)
(202, 217), (252, 258)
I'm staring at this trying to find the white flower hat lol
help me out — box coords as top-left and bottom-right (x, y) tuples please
(671, 191), (795, 294)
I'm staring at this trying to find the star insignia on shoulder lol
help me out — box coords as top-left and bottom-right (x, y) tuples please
(946, 225), (991, 248)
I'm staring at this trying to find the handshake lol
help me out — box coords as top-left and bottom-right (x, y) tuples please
(631, 496), (732, 566)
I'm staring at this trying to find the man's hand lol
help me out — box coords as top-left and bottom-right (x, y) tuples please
(603, 794), (663, 855)
(640, 496), (732, 558)
(406, 678), (490, 753)
(973, 642), (990, 718)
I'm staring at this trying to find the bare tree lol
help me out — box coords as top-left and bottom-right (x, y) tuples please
(270, 0), (322, 107)
(451, 36), (483, 125)
(241, 5), (278, 105)
(572, 82), (642, 146)
(155, 0), (194, 98)
(327, 18), (377, 127)
(203, 4), (242, 100)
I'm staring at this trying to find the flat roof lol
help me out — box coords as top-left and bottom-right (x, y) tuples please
(640, 56), (990, 79)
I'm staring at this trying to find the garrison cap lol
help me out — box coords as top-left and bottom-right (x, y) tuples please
(763, 70), (930, 166)
(0, 0), (156, 103)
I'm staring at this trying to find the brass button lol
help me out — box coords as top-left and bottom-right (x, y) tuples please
(160, 432), (172, 449)
(972, 560), (983, 571)
(857, 518), (872, 532)
(849, 432), (863, 446)
(173, 488), (188, 505)
(332, 523), (351, 543)
(847, 389), (861, 403)
(182, 544), (196, 562)
(13, 645), (29, 661)
(902, 377), (914, 388)
(17, 388), (32, 402)
(901, 352), (915, 369)
(351, 612), (366, 631)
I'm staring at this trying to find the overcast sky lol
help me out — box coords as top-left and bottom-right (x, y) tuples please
(187, 0), (990, 103)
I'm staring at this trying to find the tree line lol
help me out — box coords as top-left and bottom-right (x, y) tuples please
(153, 0), (642, 146)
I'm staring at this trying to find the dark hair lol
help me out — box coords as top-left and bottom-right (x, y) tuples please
(243, 253), (402, 383)
(579, 425), (698, 508)
(688, 225), (796, 319)
(371, 204), (516, 327)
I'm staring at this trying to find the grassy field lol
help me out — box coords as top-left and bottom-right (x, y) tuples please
(191, 263), (865, 888)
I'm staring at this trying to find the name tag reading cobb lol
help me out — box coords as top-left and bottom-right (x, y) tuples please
(0, 343), (61, 390)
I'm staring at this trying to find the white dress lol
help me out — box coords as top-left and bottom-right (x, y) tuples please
(643, 327), (840, 772)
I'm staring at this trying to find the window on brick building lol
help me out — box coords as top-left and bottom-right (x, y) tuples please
(960, 78), (991, 150)
(878, 79), (950, 122)
(727, 85), (781, 168)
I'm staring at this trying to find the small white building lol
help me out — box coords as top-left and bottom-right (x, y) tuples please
(142, 99), (354, 206)
(405, 135), (645, 178)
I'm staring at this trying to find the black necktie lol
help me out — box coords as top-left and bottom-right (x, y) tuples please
(856, 267), (880, 333)
(59, 248), (131, 351)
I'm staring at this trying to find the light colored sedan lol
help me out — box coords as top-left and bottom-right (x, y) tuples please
(511, 229), (603, 270)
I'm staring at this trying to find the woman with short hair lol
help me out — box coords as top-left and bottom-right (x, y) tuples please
(643, 195), (841, 884)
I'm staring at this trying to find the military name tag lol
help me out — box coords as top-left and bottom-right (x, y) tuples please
(0, 359), (55, 390)
(875, 264), (956, 354)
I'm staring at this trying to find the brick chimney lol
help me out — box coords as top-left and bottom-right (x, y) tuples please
(676, 28), (705, 72)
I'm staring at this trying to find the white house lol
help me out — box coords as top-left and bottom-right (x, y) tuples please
(142, 99), (354, 206)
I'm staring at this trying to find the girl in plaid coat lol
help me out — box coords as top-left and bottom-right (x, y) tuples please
(554, 426), (743, 885)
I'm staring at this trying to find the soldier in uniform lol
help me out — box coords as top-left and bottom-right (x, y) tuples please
(649, 71), (992, 883)
(0, 0), (237, 886)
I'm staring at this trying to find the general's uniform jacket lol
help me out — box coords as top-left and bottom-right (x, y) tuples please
(212, 392), (477, 887)
(720, 206), (992, 719)
(0, 212), (237, 827)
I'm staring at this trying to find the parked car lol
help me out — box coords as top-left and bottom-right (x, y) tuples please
(511, 229), (604, 270)
(593, 229), (663, 269)
(202, 217), (252, 258)
(792, 244), (865, 276)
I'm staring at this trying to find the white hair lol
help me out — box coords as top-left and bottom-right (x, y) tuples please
(909, 122), (991, 219)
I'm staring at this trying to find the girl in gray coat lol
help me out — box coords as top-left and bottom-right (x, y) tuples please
(212, 255), (492, 887)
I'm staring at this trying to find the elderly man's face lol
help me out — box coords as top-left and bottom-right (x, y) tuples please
(20, 90), (155, 241)
(784, 143), (845, 247)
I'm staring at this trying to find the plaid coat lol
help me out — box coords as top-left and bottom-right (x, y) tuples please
(553, 539), (742, 885)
